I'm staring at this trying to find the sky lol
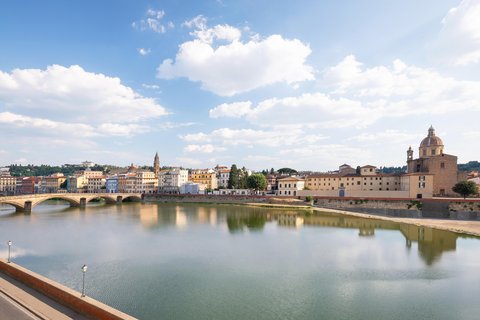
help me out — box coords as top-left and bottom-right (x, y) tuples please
(0, 0), (479, 171)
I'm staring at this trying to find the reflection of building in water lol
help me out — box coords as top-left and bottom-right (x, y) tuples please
(276, 214), (304, 228)
(138, 205), (159, 227)
(304, 214), (458, 265)
(399, 224), (457, 265)
(175, 206), (187, 228)
(304, 215), (398, 237)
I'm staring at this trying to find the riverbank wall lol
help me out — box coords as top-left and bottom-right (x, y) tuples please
(0, 259), (136, 320)
(144, 194), (480, 220)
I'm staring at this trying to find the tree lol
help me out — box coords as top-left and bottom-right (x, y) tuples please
(238, 167), (249, 189)
(246, 173), (267, 191)
(228, 164), (239, 189)
(356, 166), (361, 175)
(270, 168), (275, 174)
(452, 181), (478, 199)
(277, 168), (297, 175)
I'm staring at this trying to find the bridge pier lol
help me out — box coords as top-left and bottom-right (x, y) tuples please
(116, 196), (123, 204)
(23, 201), (32, 213)
(79, 198), (87, 208)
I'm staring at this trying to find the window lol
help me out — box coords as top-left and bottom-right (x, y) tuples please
(423, 149), (427, 156)
(432, 149), (436, 155)
(440, 162), (445, 169)
(357, 181), (361, 185)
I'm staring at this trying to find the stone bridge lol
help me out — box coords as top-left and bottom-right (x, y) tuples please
(0, 193), (143, 212)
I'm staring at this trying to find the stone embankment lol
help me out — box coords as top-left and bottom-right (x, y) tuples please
(145, 194), (480, 219)
(0, 259), (136, 320)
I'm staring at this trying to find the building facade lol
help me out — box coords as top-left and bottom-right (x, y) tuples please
(158, 168), (189, 193)
(190, 169), (218, 190)
(407, 126), (461, 196)
(277, 176), (305, 196)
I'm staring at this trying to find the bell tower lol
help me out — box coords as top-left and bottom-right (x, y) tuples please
(407, 146), (413, 161)
(154, 152), (160, 177)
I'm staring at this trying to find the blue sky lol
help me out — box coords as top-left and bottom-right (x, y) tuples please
(1, 0), (479, 171)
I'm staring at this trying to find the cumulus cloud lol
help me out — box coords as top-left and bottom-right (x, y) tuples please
(209, 101), (253, 118)
(0, 64), (168, 123)
(209, 55), (480, 128)
(434, 0), (480, 65)
(132, 9), (174, 33)
(0, 112), (151, 137)
(157, 16), (314, 96)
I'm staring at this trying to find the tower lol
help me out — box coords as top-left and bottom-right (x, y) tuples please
(407, 146), (413, 161)
(154, 152), (160, 177)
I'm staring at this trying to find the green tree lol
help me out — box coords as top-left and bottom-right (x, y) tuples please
(238, 167), (249, 189)
(246, 173), (267, 191)
(452, 181), (478, 199)
(277, 167), (297, 175)
(270, 168), (275, 174)
(228, 164), (239, 189)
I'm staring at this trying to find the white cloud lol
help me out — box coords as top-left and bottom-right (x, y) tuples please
(158, 122), (198, 130)
(132, 9), (174, 34)
(0, 64), (168, 123)
(141, 83), (160, 90)
(435, 0), (480, 65)
(158, 17), (314, 96)
(180, 127), (325, 147)
(209, 101), (253, 118)
(348, 130), (423, 145)
(138, 48), (151, 56)
(184, 144), (226, 153)
(0, 112), (150, 137)
(0, 111), (96, 137)
(209, 55), (480, 129)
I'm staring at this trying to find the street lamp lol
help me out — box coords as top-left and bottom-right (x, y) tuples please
(7, 240), (12, 263)
(81, 264), (88, 297)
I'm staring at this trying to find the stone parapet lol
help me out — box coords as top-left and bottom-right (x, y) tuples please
(0, 259), (136, 320)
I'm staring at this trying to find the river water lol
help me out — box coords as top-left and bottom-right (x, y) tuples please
(1, 201), (480, 320)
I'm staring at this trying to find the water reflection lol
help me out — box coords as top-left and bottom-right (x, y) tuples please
(2, 202), (468, 268)
(132, 204), (462, 266)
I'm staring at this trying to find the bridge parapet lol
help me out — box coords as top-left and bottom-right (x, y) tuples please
(0, 193), (142, 212)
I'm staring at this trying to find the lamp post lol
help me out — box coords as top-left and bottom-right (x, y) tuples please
(7, 240), (12, 263)
(81, 264), (88, 297)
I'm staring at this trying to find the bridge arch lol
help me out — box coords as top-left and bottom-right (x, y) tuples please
(31, 196), (81, 208)
(122, 195), (142, 202)
(85, 195), (118, 205)
(0, 201), (25, 212)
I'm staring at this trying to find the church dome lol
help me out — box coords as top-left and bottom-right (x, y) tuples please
(420, 126), (443, 147)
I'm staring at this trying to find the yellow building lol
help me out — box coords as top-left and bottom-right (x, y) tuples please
(0, 174), (16, 196)
(40, 173), (66, 193)
(301, 164), (433, 199)
(189, 169), (218, 190)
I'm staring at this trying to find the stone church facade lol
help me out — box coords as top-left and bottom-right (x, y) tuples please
(406, 126), (463, 196)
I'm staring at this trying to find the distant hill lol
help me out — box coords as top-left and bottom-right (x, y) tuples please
(458, 161), (480, 172)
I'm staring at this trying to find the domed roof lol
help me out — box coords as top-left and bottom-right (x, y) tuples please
(420, 126), (444, 147)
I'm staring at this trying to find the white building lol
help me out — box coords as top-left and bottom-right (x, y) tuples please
(215, 165), (231, 188)
(277, 176), (305, 196)
(180, 182), (205, 194)
(158, 169), (189, 193)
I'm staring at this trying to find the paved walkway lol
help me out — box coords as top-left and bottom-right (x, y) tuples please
(0, 272), (89, 320)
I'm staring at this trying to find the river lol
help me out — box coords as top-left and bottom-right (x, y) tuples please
(1, 201), (479, 320)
